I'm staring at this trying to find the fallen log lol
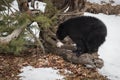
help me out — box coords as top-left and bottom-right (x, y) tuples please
(45, 44), (104, 69)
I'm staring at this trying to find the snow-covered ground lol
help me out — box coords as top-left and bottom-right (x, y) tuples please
(84, 12), (120, 80)
(18, 66), (65, 80)
(88, 0), (120, 5)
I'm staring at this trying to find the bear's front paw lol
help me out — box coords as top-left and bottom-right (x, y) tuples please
(56, 41), (64, 48)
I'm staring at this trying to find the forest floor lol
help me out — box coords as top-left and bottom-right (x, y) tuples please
(0, 48), (108, 80)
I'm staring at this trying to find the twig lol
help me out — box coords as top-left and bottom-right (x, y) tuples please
(58, 12), (84, 16)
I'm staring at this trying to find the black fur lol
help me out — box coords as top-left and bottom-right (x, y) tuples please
(56, 16), (107, 56)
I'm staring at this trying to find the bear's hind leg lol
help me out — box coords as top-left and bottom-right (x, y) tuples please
(87, 35), (105, 54)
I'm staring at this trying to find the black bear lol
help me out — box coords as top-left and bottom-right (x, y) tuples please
(56, 16), (107, 56)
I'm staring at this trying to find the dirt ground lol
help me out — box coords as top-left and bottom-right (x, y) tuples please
(0, 48), (108, 80)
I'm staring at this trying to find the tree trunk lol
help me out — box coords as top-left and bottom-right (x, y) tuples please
(17, 0), (31, 15)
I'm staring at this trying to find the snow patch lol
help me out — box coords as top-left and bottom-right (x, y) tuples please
(87, 0), (120, 5)
(18, 66), (65, 80)
(29, 1), (46, 13)
(56, 41), (64, 48)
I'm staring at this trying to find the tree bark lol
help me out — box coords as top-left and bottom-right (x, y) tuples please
(17, 0), (31, 15)
(45, 43), (104, 69)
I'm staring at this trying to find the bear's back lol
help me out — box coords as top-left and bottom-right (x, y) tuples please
(62, 16), (107, 36)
